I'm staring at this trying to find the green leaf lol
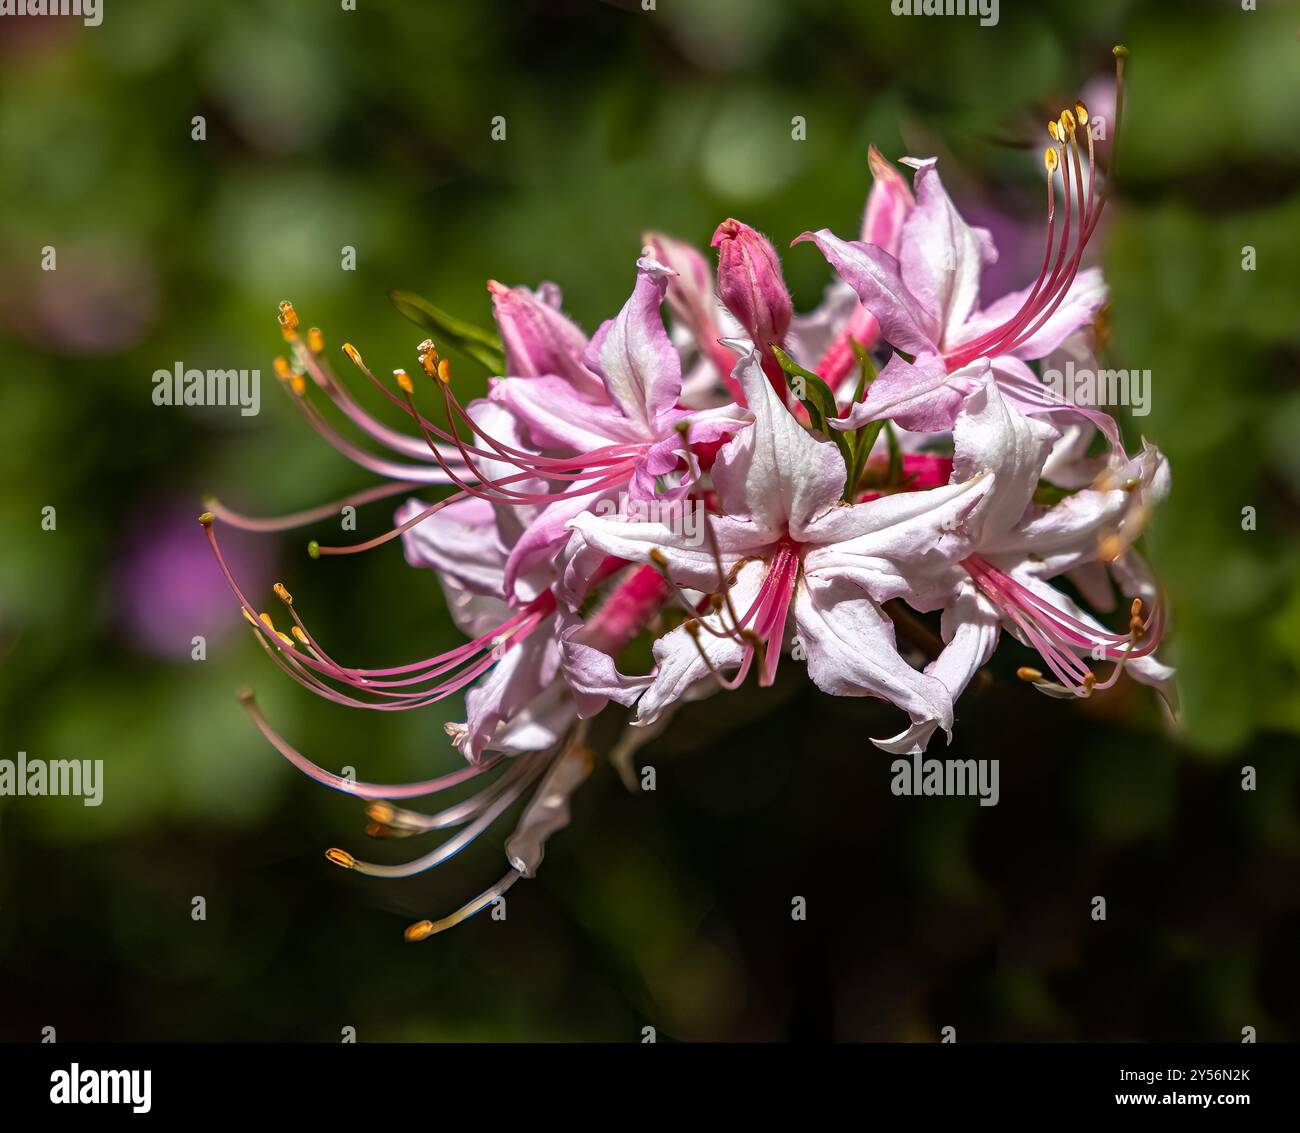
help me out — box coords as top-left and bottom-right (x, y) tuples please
(772, 345), (840, 423)
(885, 421), (903, 488)
(770, 346), (854, 486)
(389, 290), (506, 374)
(845, 342), (880, 500)
(848, 338), (877, 406)
(846, 420), (885, 501)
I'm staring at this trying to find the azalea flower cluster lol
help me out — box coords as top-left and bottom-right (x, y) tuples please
(203, 58), (1173, 939)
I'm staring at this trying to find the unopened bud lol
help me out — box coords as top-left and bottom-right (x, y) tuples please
(711, 219), (792, 352)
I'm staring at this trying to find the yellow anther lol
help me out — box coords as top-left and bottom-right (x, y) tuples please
(417, 338), (440, 377)
(289, 374), (306, 397)
(436, 357), (451, 384)
(648, 548), (669, 569)
(1083, 672), (1097, 691)
(1044, 147), (1059, 174)
(342, 342), (362, 367)
(273, 356), (292, 380)
(394, 368), (415, 395)
(1059, 109), (1076, 138)
(277, 300), (299, 331)
(1048, 120), (1060, 142)
(241, 608), (258, 626)
(404, 920), (436, 942)
(307, 327), (325, 353)
(1098, 533), (1124, 562)
(198, 511), (215, 527)
(683, 618), (701, 638)
(273, 582), (293, 605)
(291, 625), (309, 645)
(1130, 597), (1143, 619)
(1075, 100), (1089, 126)
(276, 631), (294, 648)
(324, 848), (355, 870)
(1017, 666), (1044, 683)
(258, 612), (276, 632)
(366, 801), (395, 825)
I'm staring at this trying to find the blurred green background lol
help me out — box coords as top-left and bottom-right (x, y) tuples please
(1, 0), (1297, 1041)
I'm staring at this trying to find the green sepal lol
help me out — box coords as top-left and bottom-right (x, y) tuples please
(771, 345), (855, 485)
(389, 290), (506, 374)
(884, 420), (904, 488)
(844, 342), (880, 501)
(845, 420), (885, 501)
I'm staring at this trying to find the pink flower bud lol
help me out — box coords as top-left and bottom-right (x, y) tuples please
(487, 279), (605, 401)
(860, 145), (915, 257)
(711, 219), (792, 352)
(644, 230), (742, 396)
(643, 232), (714, 340)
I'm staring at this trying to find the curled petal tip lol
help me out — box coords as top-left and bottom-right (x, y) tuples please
(710, 217), (748, 247)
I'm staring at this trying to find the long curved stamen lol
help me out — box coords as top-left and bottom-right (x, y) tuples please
(668, 538), (800, 693)
(204, 514), (557, 709)
(420, 376), (643, 504)
(364, 753), (542, 837)
(968, 557), (1160, 652)
(943, 50), (1127, 371)
(256, 595), (551, 710)
(291, 334), (462, 465)
(752, 544), (798, 686)
(308, 463), (615, 557)
(946, 137), (1079, 369)
(349, 338), (648, 489)
(643, 506), (753, 643)
(238, 689), (504, 799)
(404, 869), (522, 941)
(999, 114), (1098, 355)
(275, 304), (472, 477)
(269, 582), (542, 686)
(204, 479), (426, 534)
(325, 751), (550, 879)
(962, 555), (1162, 697)
(289, 385), (473, 484)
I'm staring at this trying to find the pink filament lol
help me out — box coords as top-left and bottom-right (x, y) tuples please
(962, 554), (1163, 695)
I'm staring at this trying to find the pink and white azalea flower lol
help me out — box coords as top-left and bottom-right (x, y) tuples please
(791, 145), (916, 401)
(567, 350), (994, 740)
(197, 51), (1172, 940)
(867, 377), (1172, 754)
(486, 255), (750, 599)
(487, 277), (606, 402)
(796, 109), (1121, 446)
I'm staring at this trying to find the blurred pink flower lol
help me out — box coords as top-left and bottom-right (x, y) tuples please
(117, 501), (274, 659)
